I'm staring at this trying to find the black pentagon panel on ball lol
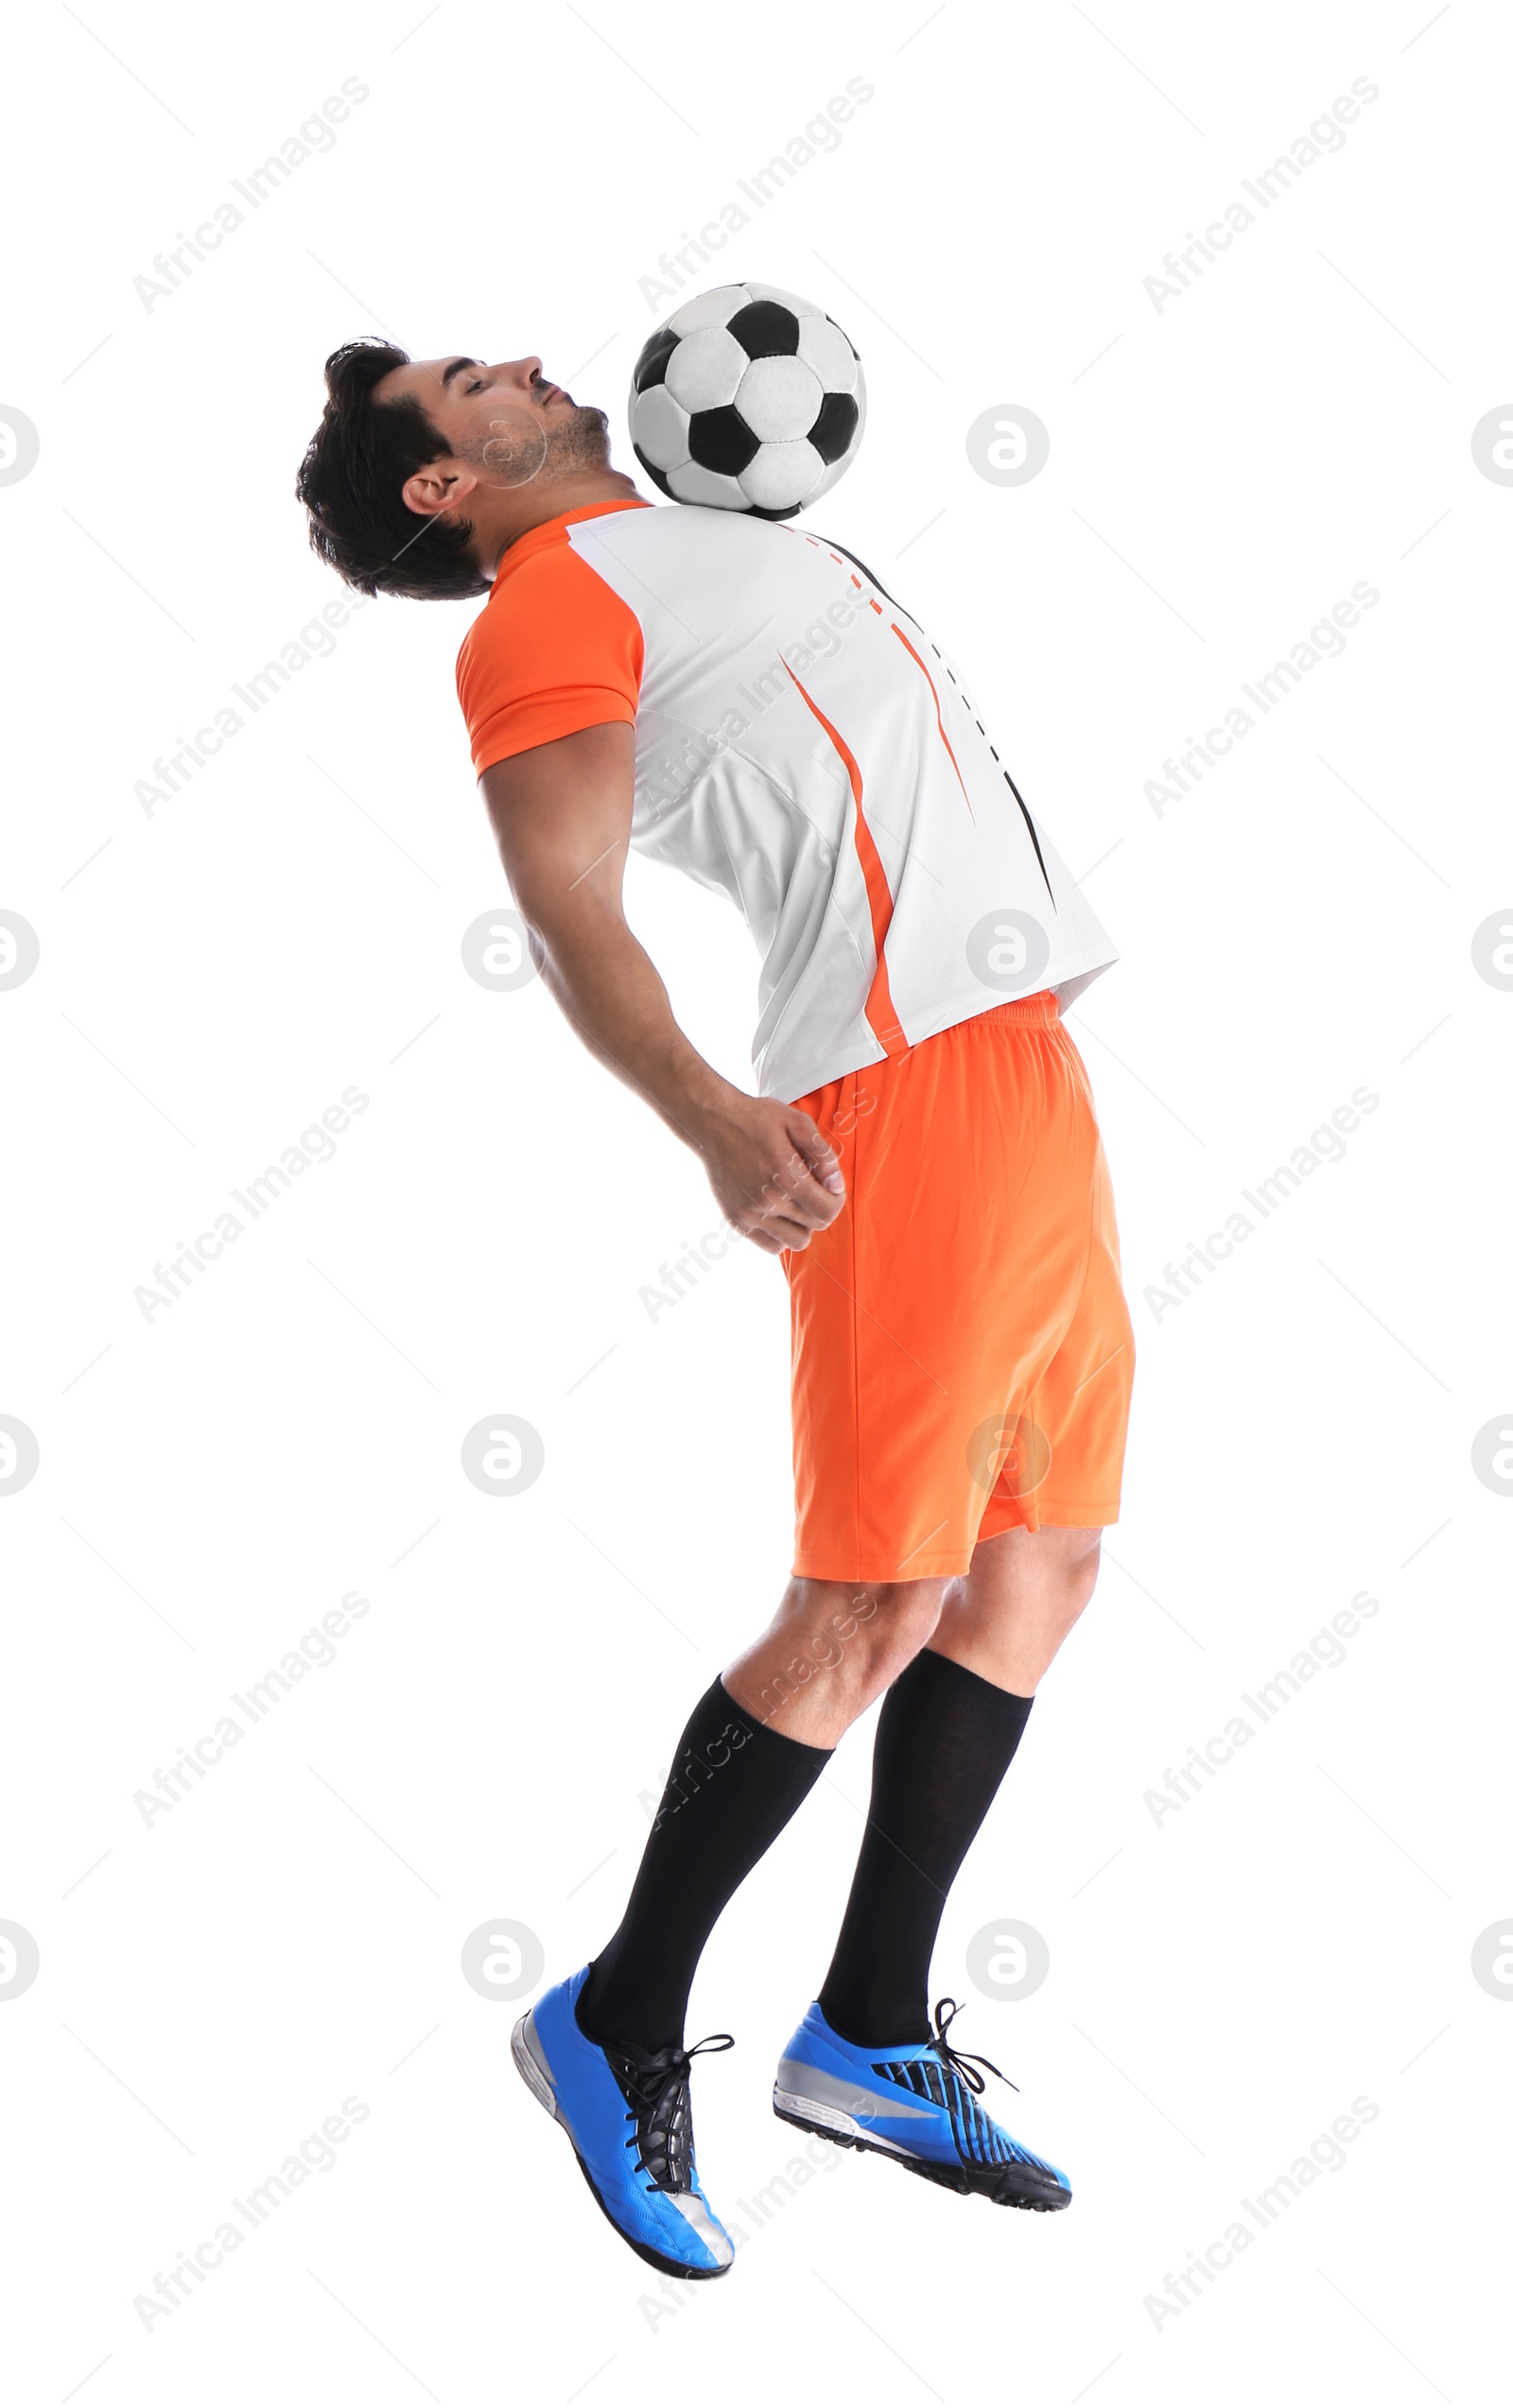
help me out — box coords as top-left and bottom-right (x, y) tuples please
(687, 405), (762, 474)
(726, 301), (801, 358)
(745, 500), (804, 521)
(809, 391), (860, 464)
(632, 325), (679, 392)
(632, 444), (675, 498)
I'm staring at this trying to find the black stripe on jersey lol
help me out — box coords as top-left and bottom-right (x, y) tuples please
(1001, 765), (1055, 905)
(815, 531), (1056, 909)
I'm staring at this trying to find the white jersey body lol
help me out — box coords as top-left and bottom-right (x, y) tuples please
(458, 499), (1117, 1101)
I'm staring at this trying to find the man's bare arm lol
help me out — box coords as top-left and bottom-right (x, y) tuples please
(479, 721), (843, 1255)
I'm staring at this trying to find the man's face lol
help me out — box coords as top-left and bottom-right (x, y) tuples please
(376, 353), (610, 487)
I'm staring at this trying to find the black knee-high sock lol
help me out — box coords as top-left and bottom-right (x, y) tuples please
(578, 1677), (831, 2053)
(818, 1648), (1034, 2047)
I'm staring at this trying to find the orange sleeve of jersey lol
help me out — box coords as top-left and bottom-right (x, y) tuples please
(456, 539), (645, 778)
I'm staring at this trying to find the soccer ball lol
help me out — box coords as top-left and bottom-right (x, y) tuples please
(628, 283), (865, 518)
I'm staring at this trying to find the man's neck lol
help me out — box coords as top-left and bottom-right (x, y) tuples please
(478, 467), (644, 579)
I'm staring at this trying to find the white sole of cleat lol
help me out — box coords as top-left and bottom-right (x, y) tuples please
(773, 2088), (1071, 2210)
(772, 2083), (912, 2154)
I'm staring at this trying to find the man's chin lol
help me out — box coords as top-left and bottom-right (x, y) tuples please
(555, 403), (612, 469)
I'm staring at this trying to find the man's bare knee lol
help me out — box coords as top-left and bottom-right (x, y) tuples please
(725, 1574), (947, 1743)
(861, 1581), (946, 1682)
(1061, 1530), (1103, 1591)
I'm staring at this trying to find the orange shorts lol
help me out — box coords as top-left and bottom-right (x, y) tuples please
(783, 991), (1135, 1582)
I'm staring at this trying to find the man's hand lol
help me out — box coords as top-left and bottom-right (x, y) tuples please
(696, 1096), (845, 1256)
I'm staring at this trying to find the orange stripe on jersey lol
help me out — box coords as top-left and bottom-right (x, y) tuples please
(784, 664), (907, 1057)
(890, 623), (974, 822)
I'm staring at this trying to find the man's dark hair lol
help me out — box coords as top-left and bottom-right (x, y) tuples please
(295, 338), (488, 602)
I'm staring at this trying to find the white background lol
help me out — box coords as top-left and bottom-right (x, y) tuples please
(3, 2), (1509, 2400)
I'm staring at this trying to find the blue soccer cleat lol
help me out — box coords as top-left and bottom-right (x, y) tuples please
(512, 1966), (737, 2277)
(773, 1996), (1071, 2211)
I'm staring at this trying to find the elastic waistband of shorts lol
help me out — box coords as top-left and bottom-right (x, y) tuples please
(972, 988), (1061, 1029)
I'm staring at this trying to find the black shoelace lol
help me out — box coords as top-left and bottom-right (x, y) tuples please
(607, 2033), (734, 2191)
(930, 1997), (1018, 2098)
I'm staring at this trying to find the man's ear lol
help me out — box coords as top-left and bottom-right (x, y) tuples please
(399, 461), (478, 518)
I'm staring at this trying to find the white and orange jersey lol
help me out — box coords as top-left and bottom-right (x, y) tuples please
(457, 496), (1117, 1101)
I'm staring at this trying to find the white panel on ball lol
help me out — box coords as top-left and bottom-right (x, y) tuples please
(664, 326), (748, 412)
(667, 284), (751, 336)
(795, 317), (859, 393)
(631, 383), (691, 471)
(739, 440), (824, 511)
(735, 355), (824, 443)
(805, 450), (854, 507)
(666, 460), (749, 508)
